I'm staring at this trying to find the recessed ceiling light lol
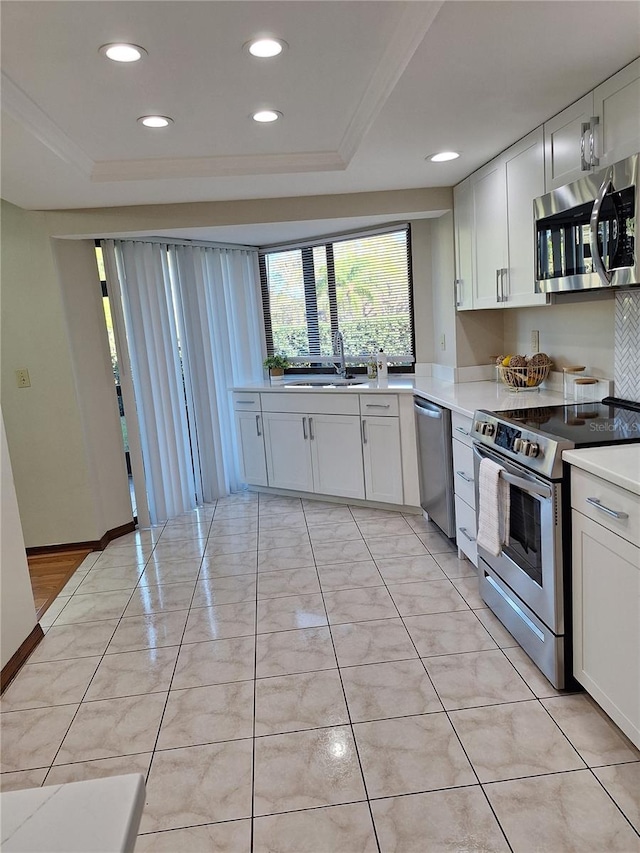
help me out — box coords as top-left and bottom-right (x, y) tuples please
(99, 43), (147, 63)
(138, 115), (173, 128)
(246, 38), (287, 58)
(428, 151), (460, 162)
(252, 110), (281, 123)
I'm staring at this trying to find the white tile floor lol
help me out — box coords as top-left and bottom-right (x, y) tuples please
(2, 492), (639, 852)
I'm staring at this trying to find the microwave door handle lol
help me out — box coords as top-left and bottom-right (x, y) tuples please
(590, 167), (613, 286)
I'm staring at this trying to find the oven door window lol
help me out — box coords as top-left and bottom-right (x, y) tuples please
(503, 485), (543, 587)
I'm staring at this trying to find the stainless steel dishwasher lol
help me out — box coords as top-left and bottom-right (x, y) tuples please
(413, 397), (456, 538)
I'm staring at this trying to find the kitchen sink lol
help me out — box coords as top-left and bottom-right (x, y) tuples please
(286, 379), (365, 388)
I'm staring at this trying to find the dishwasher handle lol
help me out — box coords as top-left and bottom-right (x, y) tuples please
(414, 398), (444, 419)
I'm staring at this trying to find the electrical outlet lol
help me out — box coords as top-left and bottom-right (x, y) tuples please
(530, 330), (539, 354)
(15, 368), (31, 388)
(440, 334), (446, 351)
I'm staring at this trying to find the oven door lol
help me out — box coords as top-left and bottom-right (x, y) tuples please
(473, 444), (564, 633)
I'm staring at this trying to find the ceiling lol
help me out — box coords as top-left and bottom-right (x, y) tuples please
(1, 1), (639, 243)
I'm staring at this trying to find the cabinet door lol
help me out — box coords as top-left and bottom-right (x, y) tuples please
(235, 411), (267, 486)
(309, 414), (365, 500)
(361, 416), (403, 504)
(263, 412), (313, 492)
(593, 57), (640, 167)
(503, 127), (548, 308)
(453, 177), (474, 311)
(472, 160), (507, 309)
(543, 92), (595, 190)
(572, 511), (640, 748)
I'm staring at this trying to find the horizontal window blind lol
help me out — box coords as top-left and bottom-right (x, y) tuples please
(259, 226), (415, 367)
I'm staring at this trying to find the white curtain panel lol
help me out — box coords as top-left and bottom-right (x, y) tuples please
(104, 240), (197, 523)
(171, 245), (265, 499)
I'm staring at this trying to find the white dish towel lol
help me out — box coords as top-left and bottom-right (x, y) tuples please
(476, 457), (511, 557)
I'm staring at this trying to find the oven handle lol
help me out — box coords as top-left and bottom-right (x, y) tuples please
(589, 167), (613, 286)
(500, 470), (552, 499)
(473, 444), (552, 499)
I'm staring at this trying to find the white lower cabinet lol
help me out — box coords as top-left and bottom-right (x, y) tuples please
(452, 418), (477, 566)
(263, 412), (314, 492)
(309, 414), (365, 500)
(235, 410), (268, 487)
(571, 483), (640, 749)
(362, 415), (403, 504)
(263, 410), (365, 499)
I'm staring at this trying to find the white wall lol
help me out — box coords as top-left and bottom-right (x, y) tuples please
(1, 412), (37, 669)
(1, 201), (132, 547)
(503, 294), (615, 377)
(429, 212), (456, 368)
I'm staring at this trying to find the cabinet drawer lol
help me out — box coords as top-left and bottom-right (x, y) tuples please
(571, 468), (640, 548)
(451, 411), (473, 447)
(454, 495), (478, 566)
(359, 394), (399, 416)
(260, 392), (360, 416)
(453, 439), (476, 509)
(233, 392), (261, 411)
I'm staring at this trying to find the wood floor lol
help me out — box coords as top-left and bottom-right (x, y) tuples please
(27, 550), (92, 620)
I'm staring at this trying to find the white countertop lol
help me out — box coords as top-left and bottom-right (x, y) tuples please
(0, 774), (145, 853)
(563, 445), (640, 496)
(233, 375), (565, 419)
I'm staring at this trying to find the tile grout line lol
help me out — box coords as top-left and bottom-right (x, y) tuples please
(350, 512), (515, 853)
(300, 499), (383, 853)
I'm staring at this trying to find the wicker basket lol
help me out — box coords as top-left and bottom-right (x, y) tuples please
(497, 362), (552, 390)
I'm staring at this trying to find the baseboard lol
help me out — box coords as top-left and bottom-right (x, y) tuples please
(25, 520), (136, 557)
(1, 623), (44, 694)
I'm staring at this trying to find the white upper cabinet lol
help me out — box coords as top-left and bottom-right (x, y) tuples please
(543, 92), (595, 191)
(453, 177), (474, 311)
(454, 128), (545, 310)
(593, 57), (640, 167)
(544, 59), (640, 191)
(503, 127), (547, 307)
(471, 159), (508, 310)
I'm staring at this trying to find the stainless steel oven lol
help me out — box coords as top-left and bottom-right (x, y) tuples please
(473, 443), (566, 687)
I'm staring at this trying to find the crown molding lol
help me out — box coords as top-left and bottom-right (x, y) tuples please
(91, 150), (346, 182)
(1, 72), (94, 176)
(338, 0), (444, 166)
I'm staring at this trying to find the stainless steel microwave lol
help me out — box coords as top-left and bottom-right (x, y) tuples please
(534, 153), (638, 293)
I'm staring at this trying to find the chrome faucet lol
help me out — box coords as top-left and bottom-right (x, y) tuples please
(332, 331), (348, 379)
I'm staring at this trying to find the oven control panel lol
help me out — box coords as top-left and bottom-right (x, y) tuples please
(471, 410), (567, 479)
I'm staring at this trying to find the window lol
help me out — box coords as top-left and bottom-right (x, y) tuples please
(260, 225), (414, 370)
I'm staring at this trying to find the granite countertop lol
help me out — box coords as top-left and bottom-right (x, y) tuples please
(563, 445), (640, 496)
(0, 774), (145, 853)
(232, 375), (566, 419)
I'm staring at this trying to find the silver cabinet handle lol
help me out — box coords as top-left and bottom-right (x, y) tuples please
(365, 403), (390, 409)
(302, 417), (308, 440)
(496, 269), (501, 303)
(580, 121), (590, 171)
(501, 268), (509, 302)
(308, 417), (314, 440)
(455, 278), (463, 308)
(455, 426), (470, 436)
(236, 399), (254, 404)
(589, 116), (599, 167)
(586, 497), (628, 520)
(458, 527), (476, 543)
(361, 419), (367, 444)
(456, 470), (474, 483)
(255, 415), (262, 437)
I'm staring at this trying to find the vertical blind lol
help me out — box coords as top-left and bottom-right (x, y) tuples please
(260, 225), (415, 366)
